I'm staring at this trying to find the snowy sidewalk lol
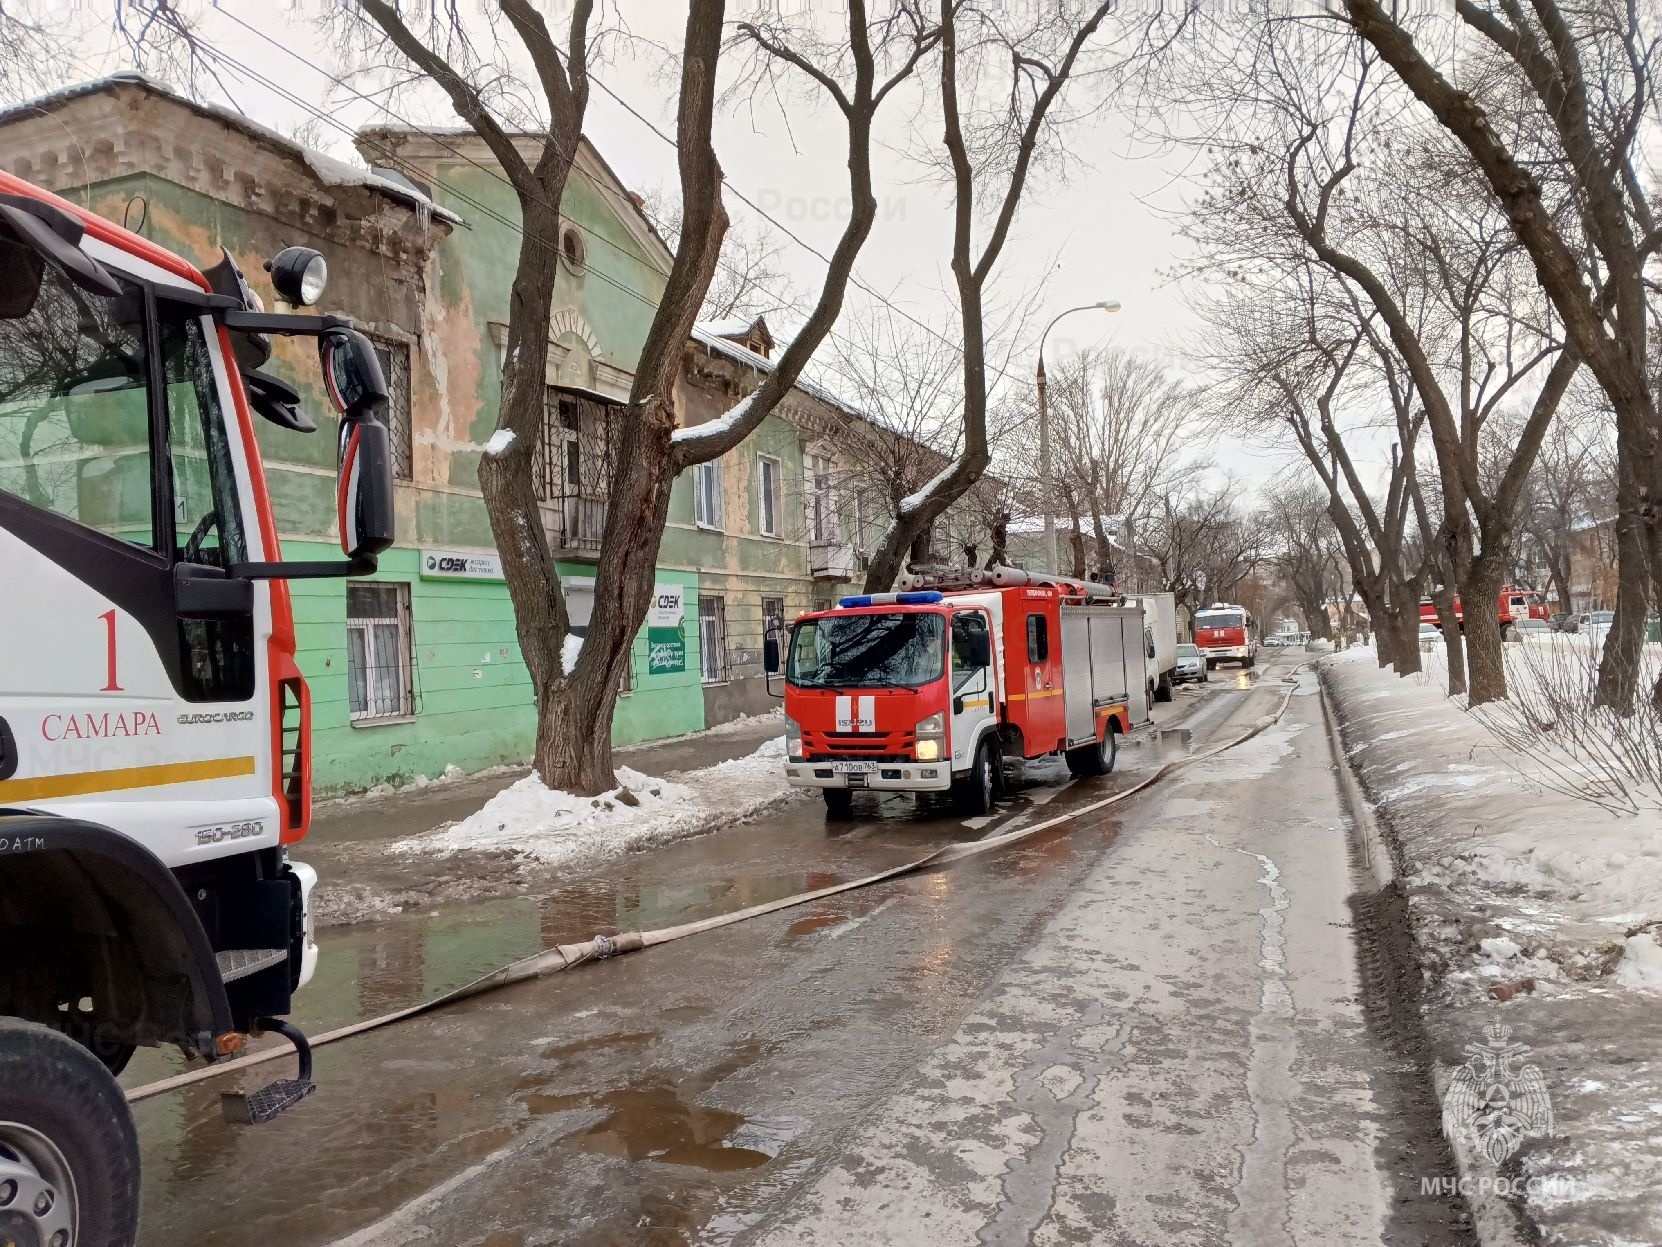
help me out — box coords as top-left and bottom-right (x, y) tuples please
(1321, 644), (1662, 1247)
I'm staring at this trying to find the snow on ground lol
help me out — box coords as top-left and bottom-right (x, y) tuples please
(1327, 638), (1662, 998)
(391, 735), (801, 868)
(1323, 638), (1662, 1246)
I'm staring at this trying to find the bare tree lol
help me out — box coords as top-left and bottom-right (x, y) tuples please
(863, 0), (1119, 589)
(1261, 480), (1343, 641)
(1045, 345), (1208, 587)
(1344, 0), (1662, 713)
(1144, 482), (1263, 615)
(313, 1), (938, 794)
(640, 188), (803, 323)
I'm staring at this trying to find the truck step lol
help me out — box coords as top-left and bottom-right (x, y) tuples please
(221, 1017), (316, 1126)
(216, 947), (287, 983)
(221, 1075), (316, 1124)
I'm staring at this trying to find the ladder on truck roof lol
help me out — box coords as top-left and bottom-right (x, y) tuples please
(899, 563), (1123, 602)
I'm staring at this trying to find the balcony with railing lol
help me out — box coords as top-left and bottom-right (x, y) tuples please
(537, 385), (622, 558)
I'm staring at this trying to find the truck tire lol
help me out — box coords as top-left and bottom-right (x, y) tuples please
(955, 738), (997, 816)
(1065, 724), (1118, 778)
(1155, 672), (1173, 702)
(0, 1017), (140, 1247)
(823, 789), (855, 820)
(1242, 654), (1256, 670)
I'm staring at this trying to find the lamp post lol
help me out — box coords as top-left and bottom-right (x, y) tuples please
(1037, 299), (1121, 575)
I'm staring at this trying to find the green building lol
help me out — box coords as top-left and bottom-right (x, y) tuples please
(2, 74), (982, 793)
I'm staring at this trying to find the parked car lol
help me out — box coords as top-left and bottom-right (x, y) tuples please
(1508, 617), (1553, 640)
(1583, 609), (1616, 639)
(1173, 642), (1209, 684)
(1418, 622), (1442, 652)
(1549, 611), (1579, 633)
(1263, 636), (1283, 648)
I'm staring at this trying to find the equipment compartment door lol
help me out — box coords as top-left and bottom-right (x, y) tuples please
(1059, 610), (1095, 742)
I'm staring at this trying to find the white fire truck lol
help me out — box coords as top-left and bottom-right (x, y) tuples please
(776, 566), (1149, 816)
(0, 173), (396, 1244)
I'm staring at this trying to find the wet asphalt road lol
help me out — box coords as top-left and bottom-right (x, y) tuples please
(128, 656), (1472, 1246)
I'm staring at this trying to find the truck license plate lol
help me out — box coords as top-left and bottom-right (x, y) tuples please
(831, 761), (880, 773)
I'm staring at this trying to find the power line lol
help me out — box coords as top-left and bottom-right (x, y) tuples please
(188, 21), (928, 392)
(215, 8), (976, 366)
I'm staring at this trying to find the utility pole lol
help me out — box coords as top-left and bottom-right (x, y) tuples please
(1036, 300), (1121, 574)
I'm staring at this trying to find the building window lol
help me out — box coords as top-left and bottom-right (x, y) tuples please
(347, 582), (414, 722)
(761, 595), (785, 673)
(561, 225), (587, 273)
(806, 453), (836, 543)
(367, 336), (413, 481)
(758, 454), (782, 537)
(695, 459), (724, 530)
(698, 595), (727, 683)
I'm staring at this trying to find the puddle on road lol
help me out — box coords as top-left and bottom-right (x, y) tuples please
(516, 1038), (796, 1175)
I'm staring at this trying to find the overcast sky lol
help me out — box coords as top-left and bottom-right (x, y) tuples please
(48, 1), (1322, 495)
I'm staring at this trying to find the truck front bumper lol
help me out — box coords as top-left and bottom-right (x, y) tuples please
(1201, 647), (1250, 659)
(786, 762), (954, 793)
(289, 860), (319, 991)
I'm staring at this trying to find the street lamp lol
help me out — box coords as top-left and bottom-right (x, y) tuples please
(1037, 299), (1121, 576)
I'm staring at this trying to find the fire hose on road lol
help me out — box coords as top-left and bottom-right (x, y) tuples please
(127, 669), (1307, 1106)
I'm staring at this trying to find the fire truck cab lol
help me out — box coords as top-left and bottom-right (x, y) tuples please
(0, 172), (395, 1245)
(781, 569), (1146, 818)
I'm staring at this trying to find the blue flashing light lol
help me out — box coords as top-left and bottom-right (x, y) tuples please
(839, 595), (874, 608)
(896, 591), (945, 605)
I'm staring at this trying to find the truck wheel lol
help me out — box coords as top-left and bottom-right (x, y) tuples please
(1242, 654), (1256, 670)
(823, 789), (855, 820)
(956, 739), (997, 816)
(1155, 673), (1174, 702)
(1205, 658), (1216, 671)
(1066, 724), (1118, 778)
(0, 1017), (140, 1247)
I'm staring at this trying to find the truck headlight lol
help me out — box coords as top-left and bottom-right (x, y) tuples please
(914, 712), (945, 761)
(785, 716), (803, 761)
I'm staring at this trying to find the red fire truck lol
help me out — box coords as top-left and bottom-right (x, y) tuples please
(1418, 585), (1550, 637)
(1194, 602), (1259, 670)
(778, 568), (1147, 817)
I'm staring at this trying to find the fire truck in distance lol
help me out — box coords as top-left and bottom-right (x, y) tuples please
(1193, 603), (1259, 670)
(776, 566), (1149, 817)
(1418, 585), (1550, 638)
(1, 172), (395, 1245)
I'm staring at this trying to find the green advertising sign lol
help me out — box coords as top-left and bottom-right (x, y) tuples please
(647, 627), (686, 675)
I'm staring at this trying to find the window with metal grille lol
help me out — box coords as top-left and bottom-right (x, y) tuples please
(761, 595), (785, 674)
(758, 455), (781, 537)
(695, 460), (724, 530)
(347, 582), (414, 721)
(698, 595), (727, 683)
(367, 337), (413, 481)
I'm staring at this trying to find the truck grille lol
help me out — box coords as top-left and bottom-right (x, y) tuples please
(803, 729), (915, 762)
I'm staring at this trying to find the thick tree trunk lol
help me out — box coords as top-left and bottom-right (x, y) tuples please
(1461, 564), (1507, 706)
(1427, 587), (1466, 698)
(1598, 427), (1654, 710)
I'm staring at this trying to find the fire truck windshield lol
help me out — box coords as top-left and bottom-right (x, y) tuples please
(1196, 610), (1245, 630)
(788, 612), (946, 690)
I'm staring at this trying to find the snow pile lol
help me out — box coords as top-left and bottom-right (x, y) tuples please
(392, 735), (799, 867)
(483, 428), (516, 455)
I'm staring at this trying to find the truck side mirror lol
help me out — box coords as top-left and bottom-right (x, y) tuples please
(337, 415), (395, 560)
(764, 634), (781, 674)
(320, 328), (389, 423)
(967, 631), (992, 669)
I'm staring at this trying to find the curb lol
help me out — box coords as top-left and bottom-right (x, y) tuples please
(1316, 659), (1533, 1247)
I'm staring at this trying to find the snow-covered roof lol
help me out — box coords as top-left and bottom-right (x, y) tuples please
(690, 323), (866, 423)
(0, 72), (463, 226)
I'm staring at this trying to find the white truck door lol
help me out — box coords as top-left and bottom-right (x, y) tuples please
(0, 265), (276, 866)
